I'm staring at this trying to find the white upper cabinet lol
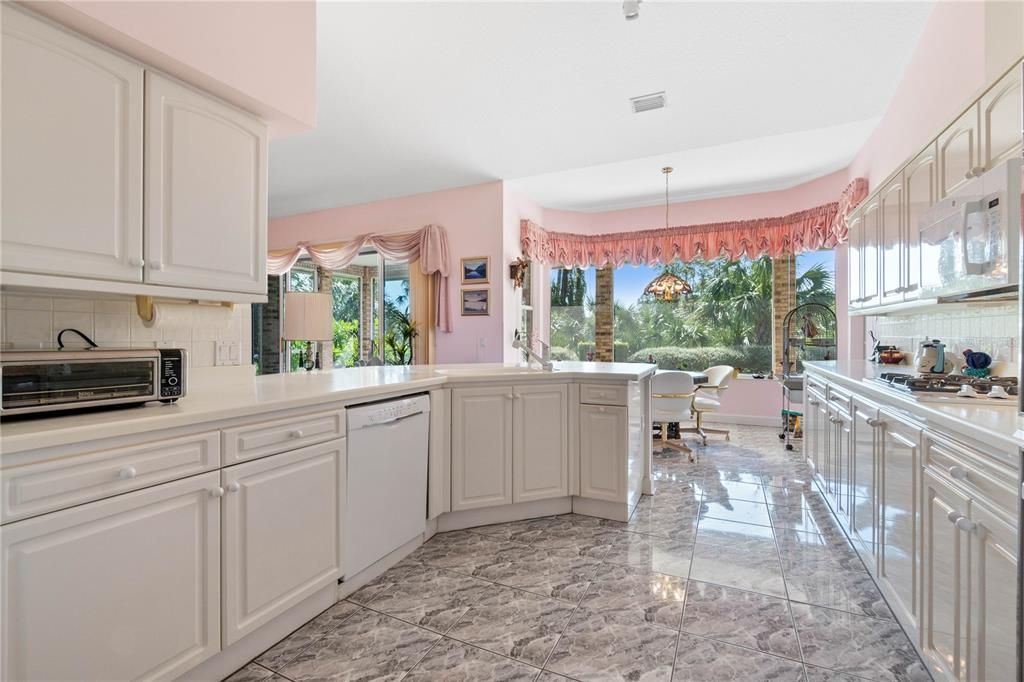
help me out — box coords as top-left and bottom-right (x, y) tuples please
(879, 176), (905, 305)
(902, 144), (935, 301)
(860, 198), (881, 307)
(1, 5), (143, 282)
(938, 106), (980, 199)
(979, 64), (1023, 171)
(513, 384), (569, 503)
(145, 73), (268, 295)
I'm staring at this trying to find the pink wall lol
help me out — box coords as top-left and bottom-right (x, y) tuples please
(23, 0), (316, 136)
(847, 2), (986, 190)
(540, 170), (852, 234)
(270, 182), (506, 364)
(501, 188), (547, 361)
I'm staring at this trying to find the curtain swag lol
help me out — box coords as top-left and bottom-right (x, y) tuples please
(521, 178), (869, 268)
(267, 223), (452, 332)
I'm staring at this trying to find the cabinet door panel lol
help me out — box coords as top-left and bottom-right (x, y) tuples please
(222, 440), (343, 645)
(452, 386), (513, 510)
(579, 404), (627, 502)
(921, 469), (971, 681)
(145, 73), (267, 294)
(1, 472), (220, 681)
(513, 384), (569, 503)
(877, 414), (922, 629)
(980, 64), (1023, 171)
(880, 177), (904, 304)
(861, 199), (880, 306)
(849, 400), (878, 559)
(803, 389), (826, 479)
(939, 106), (980, 198)
(967, 502), (1017, 682)
(903, 145), (935, 300)
(847, 210), (864, 308)
(1, 5), (143, 281)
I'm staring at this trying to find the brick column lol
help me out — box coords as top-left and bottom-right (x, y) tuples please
(594, 266), (614, 362)
(771, 255), (797, 377)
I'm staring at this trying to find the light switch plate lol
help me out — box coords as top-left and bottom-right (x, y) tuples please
(216, 341), (240, 366)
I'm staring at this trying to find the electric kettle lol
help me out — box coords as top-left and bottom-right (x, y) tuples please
(914, 339), (946, 374)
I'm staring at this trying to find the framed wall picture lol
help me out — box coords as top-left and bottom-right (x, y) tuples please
(461, 288), (490, 316)
(461, 256), (490, 284)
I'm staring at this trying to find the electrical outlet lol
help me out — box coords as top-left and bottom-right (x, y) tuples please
(216, 341), (240, 366)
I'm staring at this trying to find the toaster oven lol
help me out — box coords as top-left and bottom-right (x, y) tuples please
(0, 348), (186, 417)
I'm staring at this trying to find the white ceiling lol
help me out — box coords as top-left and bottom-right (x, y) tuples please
(269, 1), (934, 217)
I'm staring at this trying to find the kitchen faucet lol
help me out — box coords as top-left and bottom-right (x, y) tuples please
(512, 330), (553, 371)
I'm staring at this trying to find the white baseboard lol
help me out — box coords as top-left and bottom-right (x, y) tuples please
(701, 413), (781, 428)
(571, 496), (631, 522)
(437, 497), (572, 532)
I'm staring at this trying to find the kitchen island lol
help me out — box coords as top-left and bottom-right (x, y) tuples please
(0, 361), (654, 681)
(803, 360), (1019, 682)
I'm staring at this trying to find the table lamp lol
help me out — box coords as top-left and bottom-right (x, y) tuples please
(283, 292), (333, 371)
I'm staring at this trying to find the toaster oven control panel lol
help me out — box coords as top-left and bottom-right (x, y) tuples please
(159, 349), (186, 401)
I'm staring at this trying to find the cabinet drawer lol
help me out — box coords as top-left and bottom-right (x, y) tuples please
(223, 410), (345, 463)
(580, 383), (627, 406)
(2, 431), (220, 523)
(827, 384), (852, 412)
(924, 433), (1018, 517)
(806, 375), (828, 393)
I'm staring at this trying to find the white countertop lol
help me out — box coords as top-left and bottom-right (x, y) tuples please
(0, 362), (655, 458)
(804, 360), (1024, 451)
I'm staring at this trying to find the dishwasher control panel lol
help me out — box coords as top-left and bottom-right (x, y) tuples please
(347, 394), (430, 430)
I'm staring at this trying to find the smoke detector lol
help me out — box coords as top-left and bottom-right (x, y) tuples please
(630, 91), (667, 114)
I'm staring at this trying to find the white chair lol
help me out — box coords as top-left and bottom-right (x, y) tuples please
(652, 370), (697, 458)
(688, 365), (734, 445)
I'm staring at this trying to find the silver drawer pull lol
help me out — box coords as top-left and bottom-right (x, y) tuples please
(866, 418), (884, 428)
(948, 465), (968, 481)
(953, 516), (977, 532)
(209, 486), (225, 498)
(118, 466), (137, 480)
(227, 482), (241, 493)
(288, 429), (304, 439)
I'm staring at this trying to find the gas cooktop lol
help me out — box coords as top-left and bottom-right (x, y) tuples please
(873, 372), (1018, 402)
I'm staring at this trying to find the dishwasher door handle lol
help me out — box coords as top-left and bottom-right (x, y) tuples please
(362, 411), (424, 428)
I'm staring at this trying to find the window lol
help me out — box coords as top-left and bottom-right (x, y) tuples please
(549, 267), (596, 361)
(330, 273), (361, 368)
(613, 258), (774, 373)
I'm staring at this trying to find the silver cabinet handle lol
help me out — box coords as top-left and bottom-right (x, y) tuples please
(227, 482), (241, 493)
(506, 393), (514, 400)
(118, 466), (137, 480)
(809, 400), (819, 406)
(954, 516), (977, 532)
(948, 465), (968, 481)
(866, 418), (884, 428)
(150, 260), (164, 271)
(971, 165), (986, 177)
(129, 258), (144, 268)
(209, 486), (225, 498)
(288, 429), (304, 439)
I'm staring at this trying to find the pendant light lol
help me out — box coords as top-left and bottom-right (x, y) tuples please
(643, 167), (692, 302)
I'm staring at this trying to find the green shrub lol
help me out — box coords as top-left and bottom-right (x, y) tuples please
(629, 345), (771, 374)
(549, 346), (577, 362)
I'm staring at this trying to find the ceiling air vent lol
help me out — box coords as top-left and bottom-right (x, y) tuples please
(630, 91), (666, 114)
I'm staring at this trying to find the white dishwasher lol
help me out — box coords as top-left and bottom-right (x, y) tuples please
(345, 394), (430, 577)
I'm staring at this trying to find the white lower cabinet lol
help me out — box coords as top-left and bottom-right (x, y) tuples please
(578, 404), (628, 502)
(877, 411), (923, 630)
(849, 398), (880, 557)
(966, 501), (1018, 682)
(513, 384), (569, 503)
(1, 472), (222, 681)
(451, 386), (514, 511)
(221, 439), (344, 645)
(922, 468), (972, 681)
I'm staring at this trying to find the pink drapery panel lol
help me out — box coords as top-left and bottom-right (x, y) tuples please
(267, 224), (452, 332)
(522, 178), (869, 268)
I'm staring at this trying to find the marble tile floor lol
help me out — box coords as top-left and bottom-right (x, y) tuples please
(225, 426), (930, 682)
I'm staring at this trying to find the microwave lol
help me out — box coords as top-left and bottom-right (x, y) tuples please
(919, 158), (1021, 299)
(0, 348), (186, 417)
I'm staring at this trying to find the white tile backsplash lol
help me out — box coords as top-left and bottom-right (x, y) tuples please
(0, 291), (251, 368)
(864, 302), (1019, 376)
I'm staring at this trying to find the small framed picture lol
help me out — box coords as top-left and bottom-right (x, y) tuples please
(461, 288), (490, 316)
(461, 256), (490, 284)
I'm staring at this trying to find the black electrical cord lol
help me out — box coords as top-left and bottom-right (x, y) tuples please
(56, 328), (99, 350)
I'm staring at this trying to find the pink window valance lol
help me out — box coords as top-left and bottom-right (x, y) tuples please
(267, 223), (452, 332)
(522, 178), (868, 268)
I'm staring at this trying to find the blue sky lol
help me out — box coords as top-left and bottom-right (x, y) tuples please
(552, 251), (836, 308)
